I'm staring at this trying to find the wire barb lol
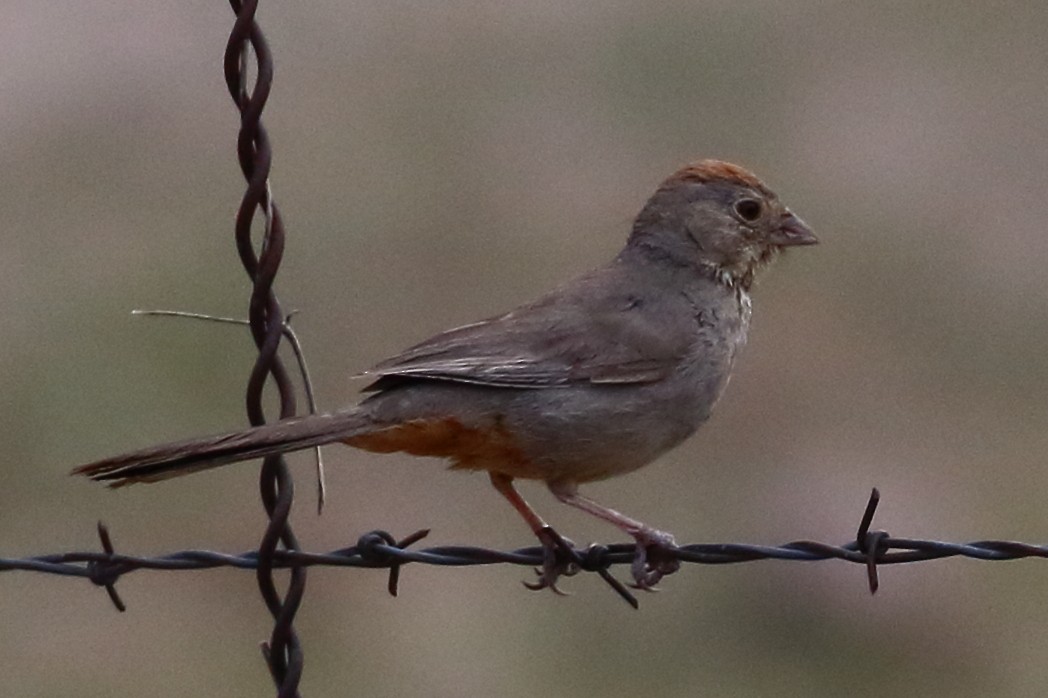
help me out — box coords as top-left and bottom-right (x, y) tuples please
(582, 545), (640, 609)
(356, 529), (432, 596)
(855, 488), (888, 594)
(86, 522), (126, 612)
(387, 529), (431, 597)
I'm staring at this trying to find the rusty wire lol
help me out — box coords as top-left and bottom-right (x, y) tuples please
(5, 489), (1048, 610)
(224, 1), (305, 696)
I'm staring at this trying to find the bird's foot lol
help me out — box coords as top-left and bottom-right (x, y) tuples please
(629, 528), (680, 590)
(524, 525), (579, 595)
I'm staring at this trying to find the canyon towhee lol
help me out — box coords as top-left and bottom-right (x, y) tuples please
(75, 159), (817, 592)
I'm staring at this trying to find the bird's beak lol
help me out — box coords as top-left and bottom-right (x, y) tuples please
(769, 210), (818, 247)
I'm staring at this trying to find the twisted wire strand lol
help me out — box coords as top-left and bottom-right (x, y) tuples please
(224, 2), (305, 695)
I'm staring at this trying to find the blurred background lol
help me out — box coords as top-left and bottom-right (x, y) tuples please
(3, 2), (1048, 696)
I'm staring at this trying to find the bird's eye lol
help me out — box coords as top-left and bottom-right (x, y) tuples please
(733, 198), (763, 222)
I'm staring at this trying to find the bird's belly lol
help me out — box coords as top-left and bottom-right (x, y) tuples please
(352, 358), (733, 484)
(499, 378), (723, 483)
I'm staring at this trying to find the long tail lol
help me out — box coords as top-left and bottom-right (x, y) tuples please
(72, 408), (372, 487)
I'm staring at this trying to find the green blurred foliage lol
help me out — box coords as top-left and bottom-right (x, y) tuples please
(3, 2), (1048, 696)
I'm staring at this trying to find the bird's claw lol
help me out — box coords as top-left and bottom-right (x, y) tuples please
(628, 528), (680, 590)
(523, 526), (579, 594)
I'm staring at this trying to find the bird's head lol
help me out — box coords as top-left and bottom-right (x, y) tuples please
(629, 159), (817, 289)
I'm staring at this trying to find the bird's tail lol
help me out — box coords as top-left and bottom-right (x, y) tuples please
(72, 408), (372, 487)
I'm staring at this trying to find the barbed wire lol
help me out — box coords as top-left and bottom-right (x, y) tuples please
(6, 490), (1048, 610)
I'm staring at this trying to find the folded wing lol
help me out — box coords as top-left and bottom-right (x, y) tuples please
(361, 272), (691, 391)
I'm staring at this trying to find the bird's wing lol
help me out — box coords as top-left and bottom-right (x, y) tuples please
(360, 276), (689, 391)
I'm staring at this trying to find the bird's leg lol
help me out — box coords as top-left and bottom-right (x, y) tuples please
(548, 481), (680, 590)
(489, 472), (578, 593)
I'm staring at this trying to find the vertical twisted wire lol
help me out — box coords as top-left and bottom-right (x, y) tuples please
(224, 2), (305, 695)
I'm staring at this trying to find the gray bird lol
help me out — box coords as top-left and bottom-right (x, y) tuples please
(74, 159), (817, 591)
